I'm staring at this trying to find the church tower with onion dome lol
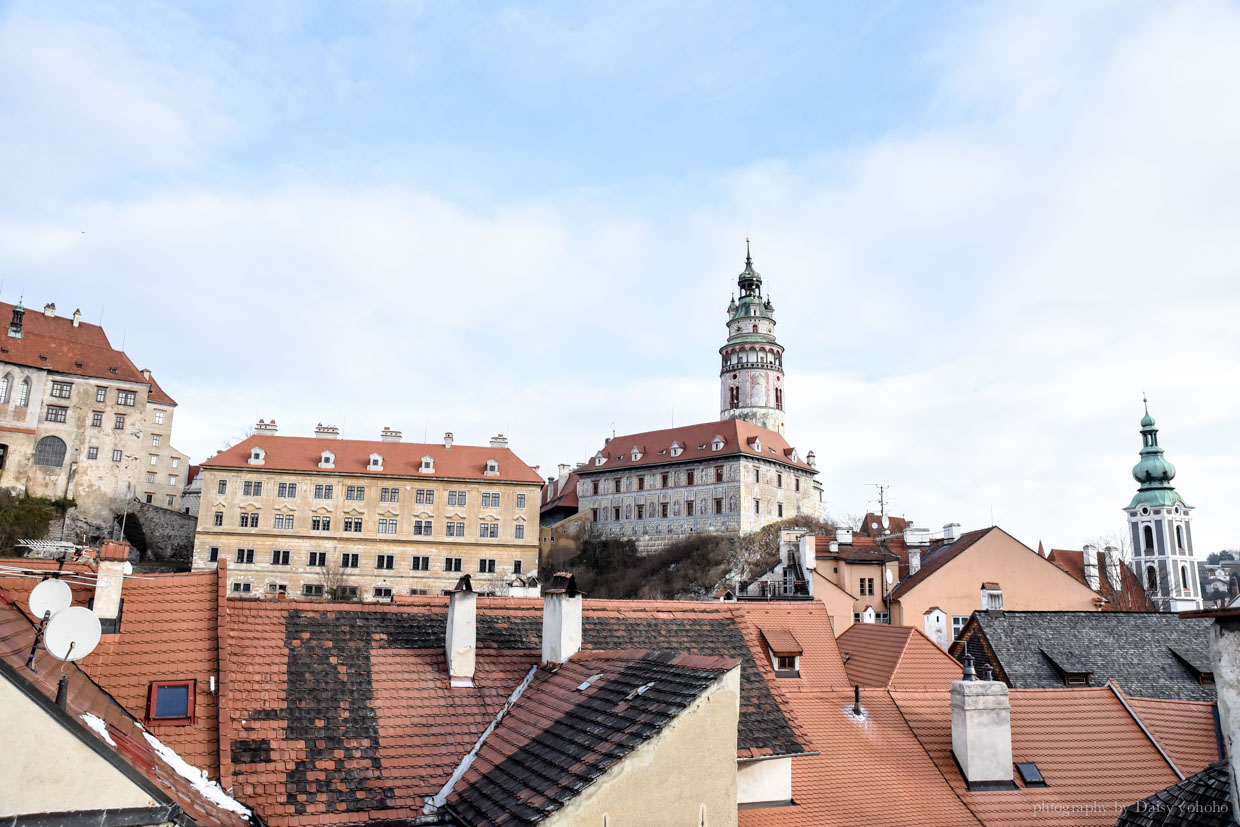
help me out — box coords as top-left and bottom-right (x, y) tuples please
(720, 241), (786, 435)
(1124, 400), (1201, 611)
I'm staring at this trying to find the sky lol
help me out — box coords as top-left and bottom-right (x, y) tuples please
(3, 0), (1238, 555)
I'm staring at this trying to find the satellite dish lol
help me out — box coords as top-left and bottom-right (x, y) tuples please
(44, 607), (101, 661)
(885, 569), (894, 585)
(881, 515), (890, 530)
(28, 579), (73, 619)
(870, 521), (878, 530)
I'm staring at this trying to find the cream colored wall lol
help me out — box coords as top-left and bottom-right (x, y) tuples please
(0, 678), (158, 815)
(543, 666), (740, 827)
(813, 570), (857, 634)
(736, 756), (792, 805)
(891, 530), (1101, 626)
(193, 466), (541, 597)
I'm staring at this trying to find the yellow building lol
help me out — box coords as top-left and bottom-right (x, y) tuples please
(191, 424), (542, 599)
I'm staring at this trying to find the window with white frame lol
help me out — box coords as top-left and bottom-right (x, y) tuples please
(239, 513), (259, 528)
(376, 554), (395, 570)
(378, 518), (396, 534)
(112, 449), (123, 462)
(380, 487), (399, 503)
(213, 511), (223, 526)
(346, 485), (365, 501)
(117, 390), (136, 406)
(515, 525), (524, 540)
(171, 457), (180, 468)
(416, 488), (434, 504)
(314, 484), (333, 499)
(341, 553), (359, 568)
(311, 516), (331, 531)
(411, 556), (431, 571)
(479, 523), (498, 539)
(242, 481), (262, 496)
(94, 386), (107, 403)
(343, 517), (363, 533)
(235, 548), (255, 564)
(114, 414), (125, 429)
(87, 446), (99, 460)
(152, 434), (161, 447)
(952, 616), (970, 639)
(274, 514), (294, 530)
(153, 409), (165, 424)
(91, 412), (103, 427)
(277, 482), (297, 498)
(168, 475), (177, 486)
(516, 493), (526, 508)
(147, 472), (156, 484)
(50, 381), (72, 399)
(45, 405), (68, 423)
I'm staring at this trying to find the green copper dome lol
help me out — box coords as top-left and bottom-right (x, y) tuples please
(1125, 400), (1188, 510)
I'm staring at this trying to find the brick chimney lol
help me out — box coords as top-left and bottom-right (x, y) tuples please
(950, 658), (1016, 790)
(94, 540), (131, 630)
(445, 575), (477, 687)
(1082, 544), (1100, 591)
(542, 572), (583, 665)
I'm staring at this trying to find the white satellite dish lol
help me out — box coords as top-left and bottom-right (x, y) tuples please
(885, 568), (894, 585)
(44, 607), (102, 661)
(28, 579), (73, 619)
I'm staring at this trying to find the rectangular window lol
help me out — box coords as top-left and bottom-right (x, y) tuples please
(416, 488), (435, 504)
(380, 487), (399, 503)
(147, 681), (195, 725)
(312, 516), (331, 531)
(341, 553), (360, 569)
(715, 466), (724, 483)
(271, 549), (290, 566)
(149, 454), (158, 466)
(754, 499), (761, 515)
(45, 406), (68, 423)
(303, 584), (324, 597)
(686, 501), (695, 517)
(213, 511), (223, 526)
(149, 473), (157, 484)
(208, 547), (219, 562)
(445, 521), (464, 537)
(686, 470), (695, 486)
(636, 504), (645, 520)
(411, 555), (431, 571)
(479, 558), (496, 573)
(343, 517), (363, 533)
(87, 447), (99, 460)
(239, 513), (259, 528)
(516, 493), (526, 509)
(377, 518), (392, 534)
(660, 503), (669, 518)
(167, 495), (175, 507)
(591, 508), (599, 521)
(277, 482), (298, 498)
(373, 587), (393, 601)
(308, 551), (327, 567)
(117, 390), (136, 406)
(479, 523), (498, 538)
(376, 554), (395, 570)
(273, 514), (294, 530)
(637, 477), (645, 491)
(448, 490), (467, 507)
(339, 586), (359, 600)
(112, 449), (123, 462)
(346, 485), (365, 501)
(152, 434), (162, 447)
(267, 583), (287, 595)
(114, 414), (126, 430)
(515, 524), (524, 540)
(91, 412), (103, 427)
(754, 470), (760, 483)
(444, 557), (462, 572)
(776, 473), (782, 488)
(513, 559), (523, 574)
(218, 480), (227, 495)
(483, 492), (501, 508)
(795, 478), (800, 492)
(242, 481), (263, 497)
(154, 409), (165, 425)
(714, 498), (723, 514)
(314, 484), (333, 499)
(96, 386), (107, 403)
(592, 481), (601, 496)
(613, 507), (620, 521)
(50, 381), (72, 399)
(171, 457), (180, 468)
(777, 503), (784, 518)
(235, 548), (254, 564)
(952, 616), (969, 639)
(660, 473), (669, 488)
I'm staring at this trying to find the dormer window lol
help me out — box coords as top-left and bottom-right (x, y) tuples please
(751, 437), (762, 452)
(594, 454), (607, 467)
(669, 442), (683, 458)
(711, 437), (725, 451)
(631, 447), (642, 461)
(760, 628), (803, 678)
(249, 447), (266, 466)
(420, 456), (435, 474)
(369, 453), (383, 471)
(485, 458), (499, 476)
(319, 450), (335, 469)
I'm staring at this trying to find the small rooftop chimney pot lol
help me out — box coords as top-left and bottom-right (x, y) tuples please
(72, 308), (81, 327)
(443, 432), (453, 449)
(542, 572), (584, 665)
(380, 427), (403, 443)
(43, 302), (55, 318)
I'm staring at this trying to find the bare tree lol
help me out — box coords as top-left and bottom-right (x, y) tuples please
(316, 556), (356, 601)
(1086, 528), (1133, 564)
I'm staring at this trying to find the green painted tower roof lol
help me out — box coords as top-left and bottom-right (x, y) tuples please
(1125, 399), (1189, 510)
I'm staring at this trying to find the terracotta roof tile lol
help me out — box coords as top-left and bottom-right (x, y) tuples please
(540, 472), (579, 511)
(578, 419), (816, 474)
(1047, 548), (1154, 610)
(1123, 692), (1223, 776)
(759, 628), (803, 657)
(837, 624), (964, 690)
(204, 434), (543, 484)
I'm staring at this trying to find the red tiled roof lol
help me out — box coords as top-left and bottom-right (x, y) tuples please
(1122, 692), (1222, 776)
(578, 419), (816, 474)
(836, 624), (964, 690)
(760, 627), (803, 657)
(814, 534), (898, 563)
(540, 471), (579, 511)
(0, 557), (99, 608)
(890, 527), (994, 599)
(891, 686), (1181, 826)
(855, 513), (909, 537)
(0, 592), (250, 826)
(204, 433), (544, 483)
(1047, 548), (1153, 611)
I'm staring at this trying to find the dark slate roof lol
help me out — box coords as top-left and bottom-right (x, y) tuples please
(446, 649), (737, 826)
(1116, 759), (1233, 827)
(961, 611), (1215, 701)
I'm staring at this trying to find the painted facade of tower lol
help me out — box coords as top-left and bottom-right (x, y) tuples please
(1124, 401), (1201, 612)
(720, 243), (786, 435)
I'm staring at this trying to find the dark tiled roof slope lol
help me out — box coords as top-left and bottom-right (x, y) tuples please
(1116, 760), (1233, 827)
(446, 650), (737, 826)
(957, 611), (1215, 700)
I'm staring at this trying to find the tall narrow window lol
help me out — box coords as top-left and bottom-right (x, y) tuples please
(0, 373), (10, 403)
(1146, 565), (1157, 591)
(15, 378), (30, 407)
(1181, 565), (1189, 590)
(1143, 525), (1154, 550)
(1176, 525), (1185, 549)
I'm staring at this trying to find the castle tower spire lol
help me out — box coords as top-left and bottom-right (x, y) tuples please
(1124, 399), (1200, 611)
(719, 240), (785, 434)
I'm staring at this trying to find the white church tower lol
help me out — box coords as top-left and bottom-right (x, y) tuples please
(1124, 400), (1201, 611)
(720, 240), (786, 435)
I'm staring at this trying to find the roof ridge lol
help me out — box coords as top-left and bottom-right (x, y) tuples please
(887, 688), (985, 826)
(1108, 680), (1185, 781)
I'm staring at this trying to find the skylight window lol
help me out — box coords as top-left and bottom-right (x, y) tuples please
(1015, 762), (1047, 787)
(147, 681), (195, 725)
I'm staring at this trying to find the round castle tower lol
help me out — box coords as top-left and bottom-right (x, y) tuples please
(719, 241), (786, 435)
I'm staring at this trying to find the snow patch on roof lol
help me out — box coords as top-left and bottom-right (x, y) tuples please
(79, 712), (116, 747)
(140, 730), (250, 818)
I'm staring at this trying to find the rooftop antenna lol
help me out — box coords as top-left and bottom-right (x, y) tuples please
(869, 483), (891, 518)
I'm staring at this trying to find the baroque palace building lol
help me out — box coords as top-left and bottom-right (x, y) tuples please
(573, 243), (822, 552)
(191, 422), (543, 598)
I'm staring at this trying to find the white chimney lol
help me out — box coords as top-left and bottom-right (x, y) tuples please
(43, 302), (56, 318)
(445, 575), (477, 687)
(806, 450), (816, 468)
(314, 423), (340, 439)
(951, 662), (1015, 789)
(542, 572), (583, 665)
(1082, 544), (1100, 591)
(490, 434), (508, 449)
(836, 528), (853, 544)
(904, 527), (931, 548)
(72, 308), (81, 327)
(909, 548), (922, 576)
(444, 432), (454, 449)
(1104, 546), (1122, 592)
(558, 463), (571, 477)
(943, 523), (961, 542)
(380, 426), (403, 443)
(94, 540), (130, 625)
(255, 418), (278, 435)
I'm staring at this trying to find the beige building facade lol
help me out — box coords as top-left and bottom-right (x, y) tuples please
(0, 300), (188, 539)
(192, 424), (542, 598)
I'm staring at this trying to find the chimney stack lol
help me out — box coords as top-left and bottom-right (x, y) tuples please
(542, 572), (583, 665)
(1082, 544), (1100, 591)
(1104, 546), (1123, 592)
(490, 434), (508, 449)
(314, 423), (340, 439)
(950, 658), (1016, 790)
(943, 523), (961, 542)
(43, 302), (56, 318)
(909, 548), (922, 576)
(255, 418), (278, 435)
(445, 575), (477, 687)
(443, 432), (454, 449)
(806, 450), (816, 468)
(380, 426), (403, 443)
(558, 463), (571, 477)
(72, 308), (81, 327)
(94, 540), (131, 629)
(835, 528), (853, 544)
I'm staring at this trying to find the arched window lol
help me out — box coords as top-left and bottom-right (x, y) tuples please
(1180, 565), (1189, 590)
(752, 324), (759, 332)
(0, 373), (10, 403)
(15, 377), (30, 407)
(1146, 565), (1157, 592)
(1175, 525), (1184, 549)
(32, 436), (67, 467)
(1143, 525), (1154, 550)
